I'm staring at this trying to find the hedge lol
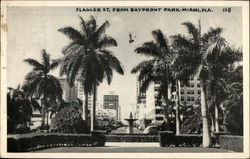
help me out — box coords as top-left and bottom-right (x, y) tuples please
(106, 134), (158, 142)
(8, 131), (106, 152)
(219, 135), (243, 152)
(159, 131), (217, 147)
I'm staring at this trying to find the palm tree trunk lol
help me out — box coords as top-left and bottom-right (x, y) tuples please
(163, 105), (170, 131)
(91, 83), (97, 131)
(41, 106), (46, 127)
(175, 80), (180, 135)
(82, 92), (88, 121)
(41, 98), (46, 127)
(215, 104), (220, 132)
(42, 74), (48, 128)
(46, 110), (49, 131)
(211, 114), (215, 132)
(201, 85), (211, 147)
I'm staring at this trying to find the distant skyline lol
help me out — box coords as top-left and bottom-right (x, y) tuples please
(7, 6), (242, 120)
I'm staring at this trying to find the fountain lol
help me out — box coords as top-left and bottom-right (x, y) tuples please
(124, 112), (137, 134)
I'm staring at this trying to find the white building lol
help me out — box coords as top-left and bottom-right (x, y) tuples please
(75, 79), (93, 110)
(135, 75), (202, 129)
(145, 81), (167, 126)
(135, 76), (169, 127)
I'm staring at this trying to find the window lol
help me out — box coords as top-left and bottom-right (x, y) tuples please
(155, 81), (161, 84)
(180, 82), (184, 87)
(191, 97), (195, 101)
(191, 90), (194, 94)
(197, 90), (201, 94)
(181, 96), (185, 101)
(191, 83), (194, 87)
(197, 83), (201, 87)
(155, 101), (161, 106)
(156, 109), (163, 114)
(187, 97), (191, 101)
(156, 117), (164, 121)
(181, 89), (184, 94)
(190, 76), (194, 80)
(187, 90), (190, 94)
(154, 87), (160, 91)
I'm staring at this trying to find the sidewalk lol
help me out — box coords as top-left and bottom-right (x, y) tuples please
(105, 142), (160, 147)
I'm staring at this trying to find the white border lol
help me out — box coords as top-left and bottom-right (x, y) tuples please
(1, 1), (249, 158)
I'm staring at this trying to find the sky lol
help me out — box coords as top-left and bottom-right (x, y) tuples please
(6, 6), (242, 120)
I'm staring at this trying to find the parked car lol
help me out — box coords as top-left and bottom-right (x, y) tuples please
(143, 126), (160, 135)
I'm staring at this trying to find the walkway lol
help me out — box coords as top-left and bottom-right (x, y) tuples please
(35, 142), (231, 153)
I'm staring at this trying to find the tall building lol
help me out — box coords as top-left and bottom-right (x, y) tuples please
(135, 77), (146, 118)
(135, 76), (168, 127)
(135, 77), (147, 128)
(145, 81), (167, 126)
(103, 95), (119, 109)
(103, 94), (120, 122)
(59, 78), (93, 110)
(179, 76), (201, 105)
(75, 79), (93, 110)
(135, 75), (201, 128)
(59, 78), (77, 102)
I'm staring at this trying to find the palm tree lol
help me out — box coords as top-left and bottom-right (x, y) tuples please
(223, 65), (243, 135)
(131, 29), (175, 129)
(59, 16), (124, 131)
(171, 48), (198, 135)
(172, 21), (228, 147)
(205, 47), (242, 132)
(22, 49), (62, 127)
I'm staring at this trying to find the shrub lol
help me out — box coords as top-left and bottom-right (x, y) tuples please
(159, 131), (217, 147)
(7, 133), (106, 152)
(7, 89), (35, 134)
(223, 105), (243, 135)
(212, 131), (227, 145)
(50, 105), (89, 133)
(106, 134), (158, 142)
(174, 134), (202, 147)
(91, 131), (106, 146)
(180, 106), (202, 134)
(219, 135), (243, 152)
(158, 131), (174, 146)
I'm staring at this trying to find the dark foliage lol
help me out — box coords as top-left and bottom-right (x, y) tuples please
(159, 131), (217, 147)
(7, 133), (106, 152)
(223, 105), (243, 135)
(219, 135), (243, 152)
(7, 88), (40, 134)
(180, 106), (202, 134)
(50, 101), (89, 133)
(223, 65), (243, 135)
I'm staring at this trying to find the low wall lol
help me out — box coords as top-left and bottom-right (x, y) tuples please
(159, 131), (217, 147)
(106, 133), (158, 142)
(219, 135), (243, 152)
(8, 132), (106, 152)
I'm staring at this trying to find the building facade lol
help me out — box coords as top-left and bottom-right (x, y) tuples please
(75, 79), (93, 110)
(59, 78), (78, 102)
(103, 94), (120, 122)
(179, 76), (201, 106)
(135, 77), (168, 128)
(59, 78), (93, 109)
(135, 75), (201, 129)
